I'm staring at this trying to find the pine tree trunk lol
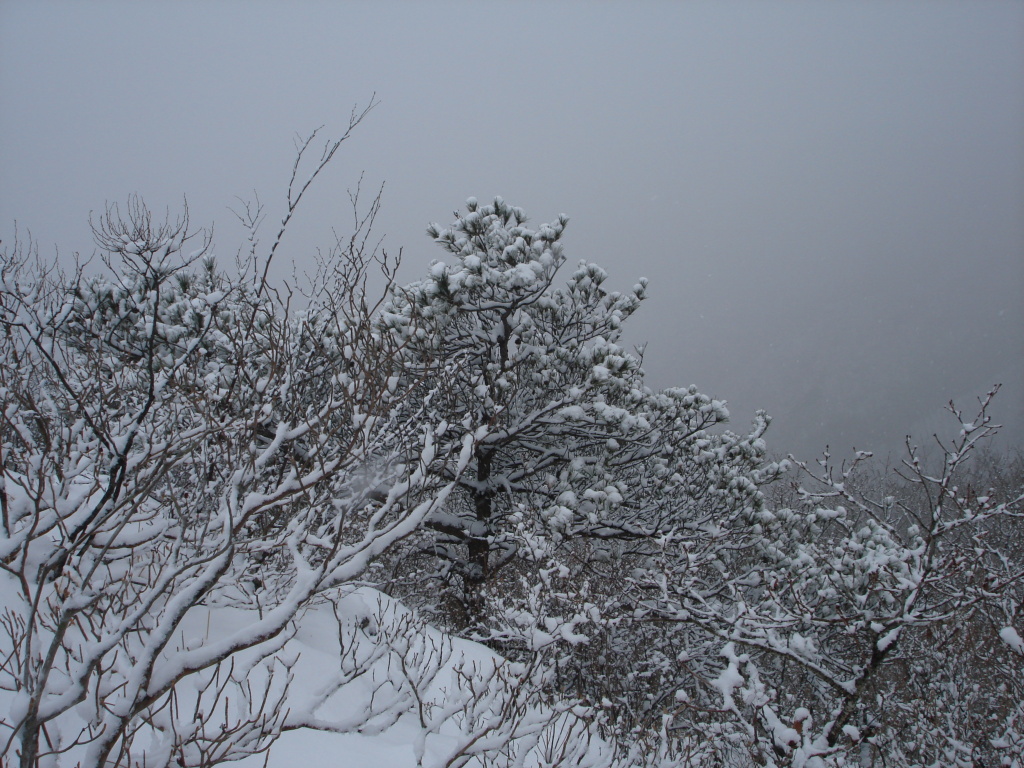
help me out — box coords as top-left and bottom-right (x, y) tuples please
(464, 447), (494, 627)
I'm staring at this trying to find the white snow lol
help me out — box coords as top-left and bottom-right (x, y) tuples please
(999, 626), (1023, 654)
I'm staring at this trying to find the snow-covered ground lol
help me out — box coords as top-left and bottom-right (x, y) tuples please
(234, 588), (513, 768)
(229, 588), (609, 768)
(0, 575), (605, 768)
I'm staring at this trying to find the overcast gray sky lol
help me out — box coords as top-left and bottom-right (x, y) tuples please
(2, 0), (1022, 460)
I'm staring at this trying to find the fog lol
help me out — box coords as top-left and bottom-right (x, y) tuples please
(2, 1), (1021, 460)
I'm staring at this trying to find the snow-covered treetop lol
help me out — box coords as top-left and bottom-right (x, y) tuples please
(384, 198), (646, 376)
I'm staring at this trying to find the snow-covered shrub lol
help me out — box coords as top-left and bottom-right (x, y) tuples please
(0, 119), (477, 767)
(635, 389), (1024, 767)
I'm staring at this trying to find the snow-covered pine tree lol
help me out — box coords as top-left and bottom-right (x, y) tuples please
(379, 198), (784, 665)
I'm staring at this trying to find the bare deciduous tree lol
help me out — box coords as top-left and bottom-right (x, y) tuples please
(0, 112), (477, 767)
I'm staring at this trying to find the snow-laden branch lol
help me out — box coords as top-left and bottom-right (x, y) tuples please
(0, 174), (479, 767)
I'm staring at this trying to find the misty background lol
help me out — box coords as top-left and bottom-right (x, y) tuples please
(1, 1), (1021, 461)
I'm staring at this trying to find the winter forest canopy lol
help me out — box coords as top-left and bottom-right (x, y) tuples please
(1, 118), (1022, 768)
